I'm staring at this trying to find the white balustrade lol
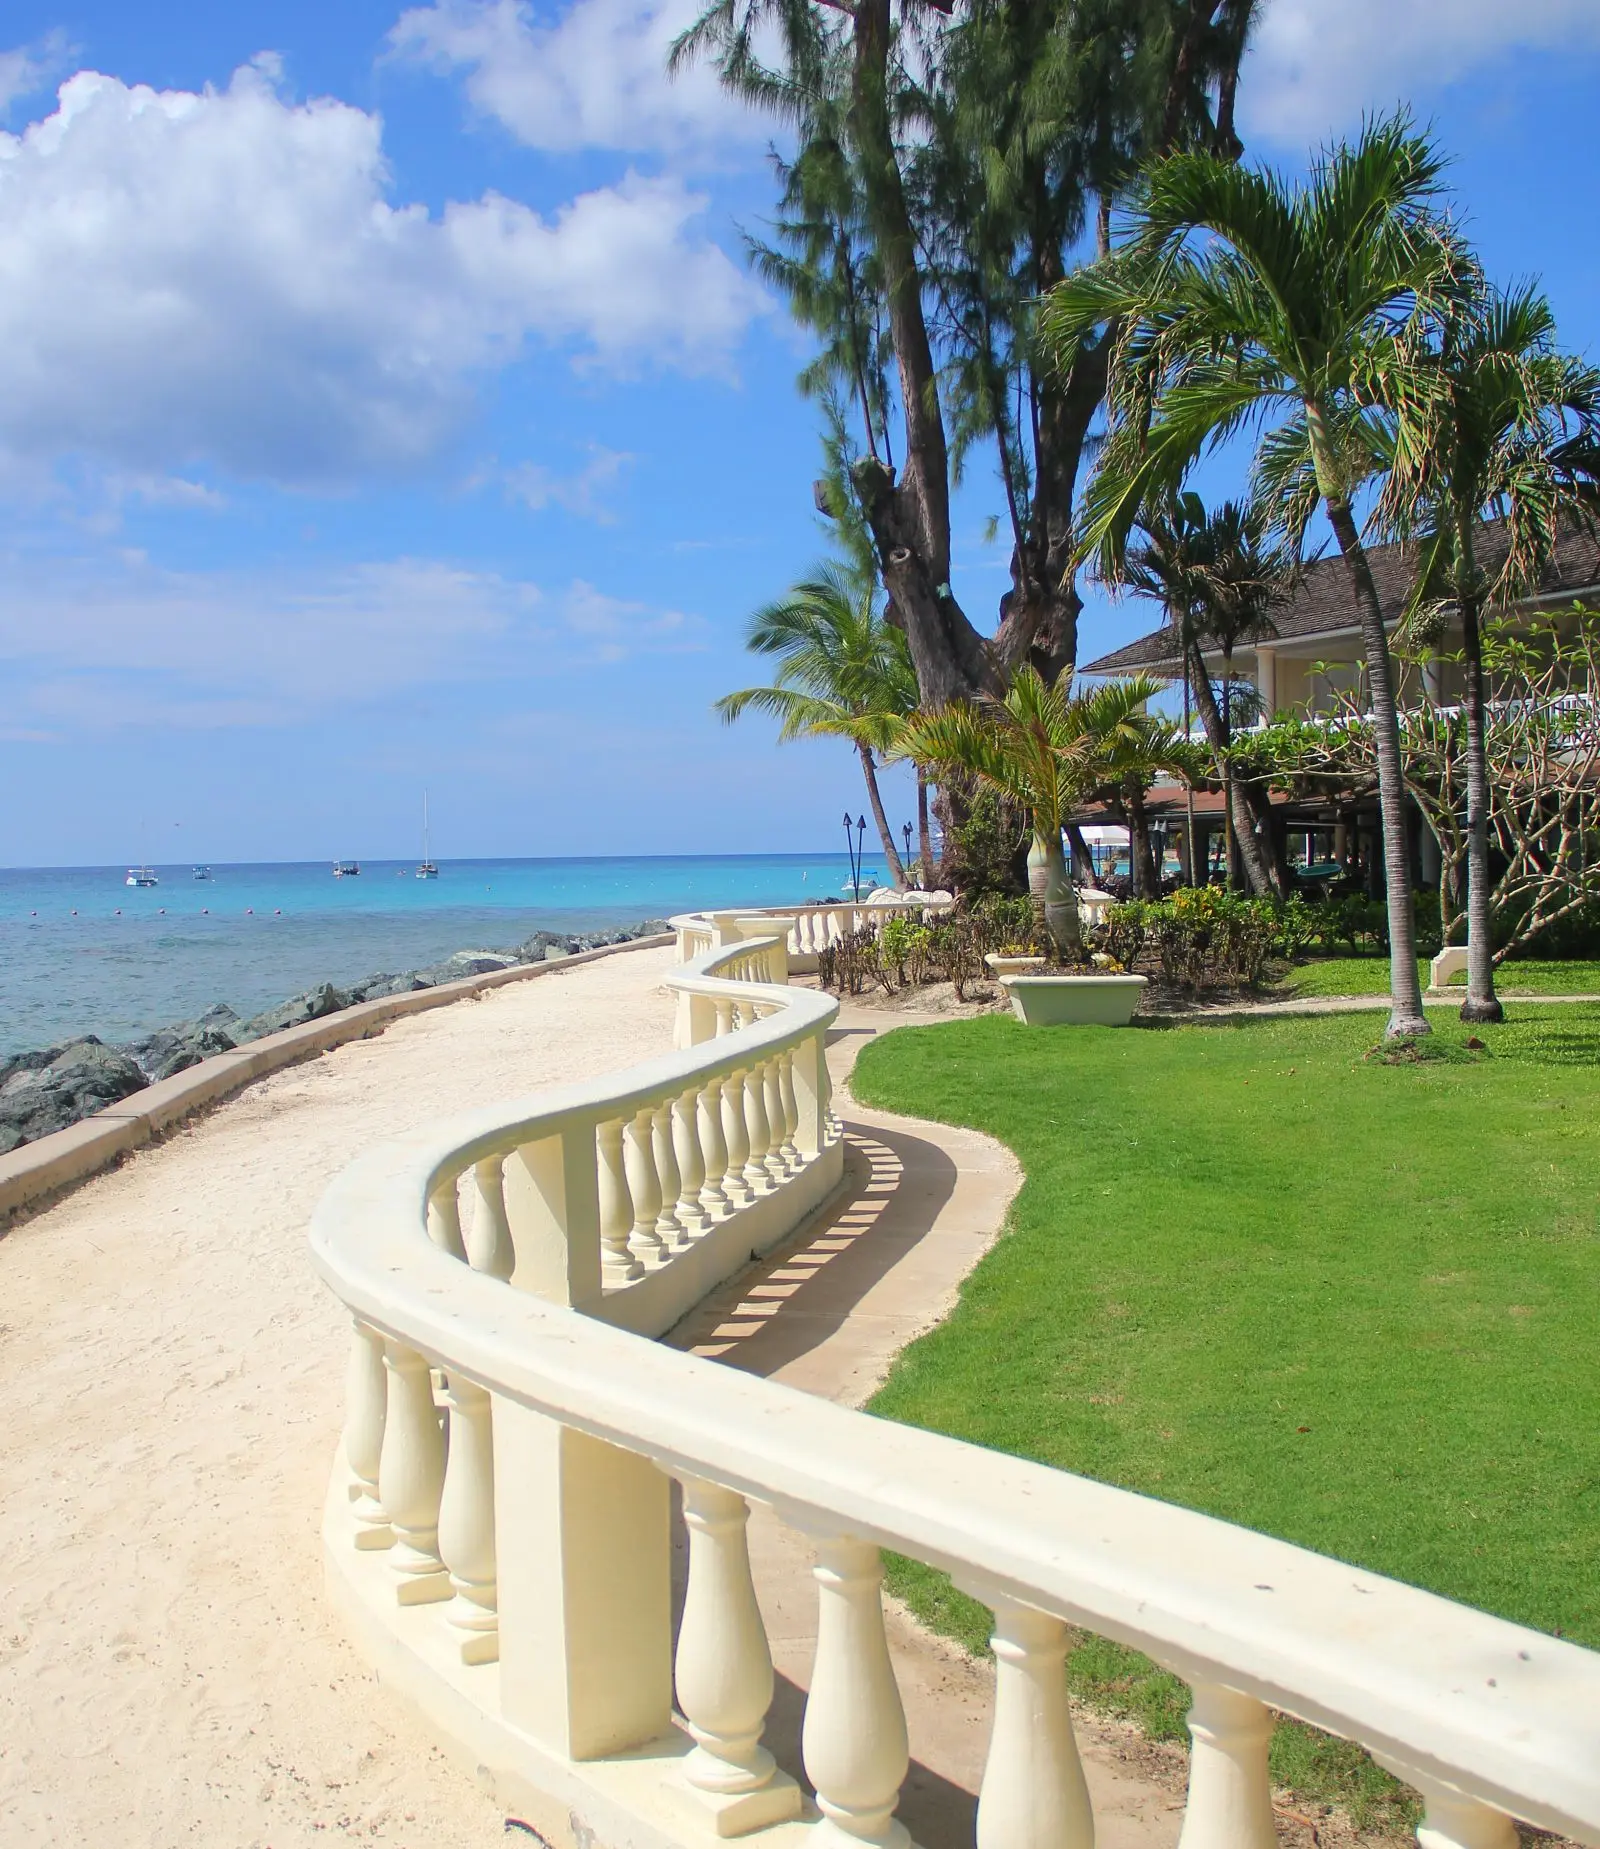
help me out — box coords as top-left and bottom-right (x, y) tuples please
(674, 1476), (800, 1829)
(379, 1339), (449, 1603)
(976, 1601), (1093, 1849)
(344, 1318), (390, 1549)
(802, 1535), (910, 1849)
(312, 924), (1600, 1849)
(626, 1107), (667, 1264)
(1177, 1683), (1279, 1849)
(596, 1117), (642, 1283)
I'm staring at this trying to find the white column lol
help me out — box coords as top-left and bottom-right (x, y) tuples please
(1414, 1783), (1517, 1849)
(802, 1535), (910, 1849)
(651, 1102), (687, 1248)
(673, 1477), (801, 1830)
(672, 1088), (710, 1233)
(625, 1107), (666, 1264)
(438, 1375), (498, 1663)
(1255, 645), (1278, 718)
(790, 1031), (827, 1158)
(762, 1060), (791, 1178)
(714, 998), (736, 1039)
(379, 1340), (450, 1604)
(427, 1178), (466, 1260)
(976, 1602), (1093, 1849)
(742, 1063), (775, 1196)
(344, 1318), (391, 1549)
(721, 1068), (754, 1208)
(468, 1156), (515, 1281)
(596, 1118), (643, 1283)
(697, 1076), (732, 1218)
(1176, 1683), (1279, 1849)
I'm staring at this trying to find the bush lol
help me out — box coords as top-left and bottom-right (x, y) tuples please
(942, 786), (1027, 900)
(1097, 889), (1278, 993)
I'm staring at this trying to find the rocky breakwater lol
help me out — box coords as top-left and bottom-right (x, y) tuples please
(0, 921), (669, 1155)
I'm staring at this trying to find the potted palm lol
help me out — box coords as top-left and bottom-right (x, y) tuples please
(900, 669), (1198, 1025)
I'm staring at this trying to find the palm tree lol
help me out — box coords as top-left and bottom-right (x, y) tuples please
(897, 668), (1189, 955)
(1373, 277), (1600, 1022)
(1118, 492), (1298, 894)
(716, 562), (920, 887)
(1043, 112), (1458, 1037)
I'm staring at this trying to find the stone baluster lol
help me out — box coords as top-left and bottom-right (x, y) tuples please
(467, 1156), (515, 1281)
(777, 1050), (802, 1169)
(741, 1062), (775, 1196)
(802, 1535), (910, 1849)
(761, 1059), (791, 1179)
(673, 1477), (800, 1830)
(437, 1373), (498, 1663)
(1175, 1683), (1279, 1849)
(721, 1068), (754, 1208)
(427, 1177), (467, 1260)
(651, 1101), (687, 1249)
(625, 1108), (666, 1264)
(673, 1087), (710, 1233)
(697, 1077), (732, 1218)
(820, 1042), (840, 1138)
(715, 998), (736, 1039)
(596, 1118), (643, 1283)
(1414, 1786), (1517, 1849)
(379, 1339), (450, 1604)
(344, 1318), (392, 1548)
(976, 1603), (1093, 1849)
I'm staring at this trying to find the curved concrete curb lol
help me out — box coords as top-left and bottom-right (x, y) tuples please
(0, 933), (675, 1228)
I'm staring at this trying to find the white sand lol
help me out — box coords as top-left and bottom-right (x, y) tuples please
(0, 946), (679, 1848)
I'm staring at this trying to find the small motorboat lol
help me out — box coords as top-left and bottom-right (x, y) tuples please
(192, 865), (213, 881)
(125, 866), (159, 888)
(333, 860), (361, 878)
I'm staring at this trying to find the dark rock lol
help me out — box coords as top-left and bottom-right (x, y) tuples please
(235, 982), (350, 1043)
(0, 1035), (148, 1148)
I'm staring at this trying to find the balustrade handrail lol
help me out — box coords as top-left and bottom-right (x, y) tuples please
(311, 947), (1600, 1843)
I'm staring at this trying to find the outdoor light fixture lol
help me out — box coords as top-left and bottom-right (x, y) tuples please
(842, 811), (868, 894)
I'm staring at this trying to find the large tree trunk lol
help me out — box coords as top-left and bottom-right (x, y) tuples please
(1186, 642), (1281, 897)
(1125, 777), (1160, 896)
(1457, 586), (1503, 1023)
(1320, 488), (1430, 1037)
(848, 0), (995, 706)
(857, 740), (907, 889)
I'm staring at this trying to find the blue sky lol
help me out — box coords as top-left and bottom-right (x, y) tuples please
(1, 0), (1598, 866)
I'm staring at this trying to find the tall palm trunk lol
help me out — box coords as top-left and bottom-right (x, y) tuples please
(1029, 826), (1082, 959)
(1456, 568), (1503, 1023)
(1320, 486), (1430, 1036)
(1125, 776), (1160, 896)
(916, 768), (934, 886)
(857, 741), (906, 888)
(1186, 642), (1281, 897)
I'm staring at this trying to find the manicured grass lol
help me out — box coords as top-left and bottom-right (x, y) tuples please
(1284, 954), (1600, 997)
(851, 1008), (1600, 1830)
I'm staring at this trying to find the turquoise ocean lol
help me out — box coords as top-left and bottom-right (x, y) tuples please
(0, 853), (873, 1054)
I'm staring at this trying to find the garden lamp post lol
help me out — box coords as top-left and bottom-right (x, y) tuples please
(902, 822), (913, 883)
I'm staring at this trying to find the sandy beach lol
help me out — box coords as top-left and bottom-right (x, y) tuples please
(0, 945), (678, 1848)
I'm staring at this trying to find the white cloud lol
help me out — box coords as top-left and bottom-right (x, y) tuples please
(389, 0), (761, 153)
(0, 549), (701, 730)
(1241, 0), (1600, 143)
(0, 59), (765, 485)
(0, 32), (71, 114)
(502, 445), (633, 520)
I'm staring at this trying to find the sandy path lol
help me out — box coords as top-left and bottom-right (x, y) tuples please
(0, 946), (678, 1849)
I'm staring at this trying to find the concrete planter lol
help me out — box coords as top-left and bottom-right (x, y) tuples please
(999, 973), (1147, 1026)
(984, 953), (1047, 978)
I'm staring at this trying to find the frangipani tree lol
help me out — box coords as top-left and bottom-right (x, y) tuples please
(898, 668), (1196, 953)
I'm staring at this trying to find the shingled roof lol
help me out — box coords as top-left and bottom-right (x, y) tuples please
(1082, 519), (1600, 676)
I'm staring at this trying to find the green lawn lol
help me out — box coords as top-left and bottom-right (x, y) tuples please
(851, 1008), (1600, 1829)
(1284, 955), (1600, 997)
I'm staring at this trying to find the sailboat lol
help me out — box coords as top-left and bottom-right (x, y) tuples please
(416, 793), (438, 879)
(125, 865), (158, 888)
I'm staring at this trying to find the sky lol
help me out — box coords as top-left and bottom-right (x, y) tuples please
(1, 0), (1598, 866)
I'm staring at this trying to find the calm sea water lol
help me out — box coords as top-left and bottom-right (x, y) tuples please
(0, 853), (870, 1054)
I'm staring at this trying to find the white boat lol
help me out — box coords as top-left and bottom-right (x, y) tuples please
(125, 866), (159, 888)
(416, 793), (438, 879)
(333, 860), (360, 878)
(192, 865), (213, 881)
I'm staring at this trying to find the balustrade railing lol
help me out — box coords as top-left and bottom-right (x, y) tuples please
(674, 899), (955, 977)
(311, 934), (1600, 1849)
